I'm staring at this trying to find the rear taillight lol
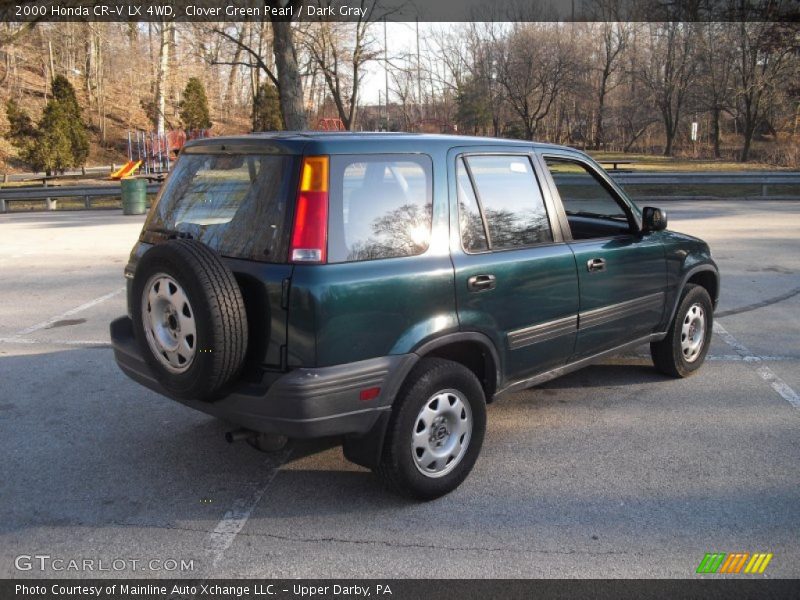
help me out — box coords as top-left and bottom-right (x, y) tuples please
(289, 156), (329, 264)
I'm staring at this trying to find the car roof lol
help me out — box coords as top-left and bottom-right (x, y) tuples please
(183, 131), (574, 155)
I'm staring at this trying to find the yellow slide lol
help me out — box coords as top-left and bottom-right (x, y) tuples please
(110, 160), (142, 180)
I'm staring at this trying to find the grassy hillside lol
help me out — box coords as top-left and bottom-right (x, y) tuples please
(0, 52), (250, 174)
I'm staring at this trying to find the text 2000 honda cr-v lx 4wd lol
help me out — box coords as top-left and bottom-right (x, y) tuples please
(111, 133), (719, 499)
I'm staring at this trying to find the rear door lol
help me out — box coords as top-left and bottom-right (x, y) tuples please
(448, 147), (579, 384)
(537, 151), (667, 358)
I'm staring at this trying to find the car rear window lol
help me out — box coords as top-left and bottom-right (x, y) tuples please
(327, 154), (433, 263)
(145, 153), (297, 262)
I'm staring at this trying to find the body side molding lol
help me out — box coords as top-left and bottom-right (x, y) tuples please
(497, 332), (667, 397)
(507, 315), (578, 350)
(579, 292), (665, 330)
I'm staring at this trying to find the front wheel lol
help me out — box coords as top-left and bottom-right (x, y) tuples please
(375, 358), (486, 500)
(651, 284), (713, 377)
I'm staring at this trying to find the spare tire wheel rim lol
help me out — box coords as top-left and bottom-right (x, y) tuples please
(142, 273), (197, 373)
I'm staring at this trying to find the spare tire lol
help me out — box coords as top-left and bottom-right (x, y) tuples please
(131, 239), (248, 401)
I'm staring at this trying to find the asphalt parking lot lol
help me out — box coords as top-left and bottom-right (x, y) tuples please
(1, 200), (798, 579)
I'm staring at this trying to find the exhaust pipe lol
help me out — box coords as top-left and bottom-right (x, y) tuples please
(225, 428), (257, 444)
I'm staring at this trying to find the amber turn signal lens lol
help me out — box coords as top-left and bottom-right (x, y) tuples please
(300, 156), (329, 193)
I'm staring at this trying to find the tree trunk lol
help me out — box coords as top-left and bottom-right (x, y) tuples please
(663, 114), (675, 157)
(740, 124), (754, 162)
(155, 22), (172, 135)
(711, 106), (721, 158)
(594, 68), (610, 150)
(225, 24), (247, 110)
(271, 21), (306, 130)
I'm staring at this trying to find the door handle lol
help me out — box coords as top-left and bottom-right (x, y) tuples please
(587, 258), (606, 272)
(467, 274), (496, 292)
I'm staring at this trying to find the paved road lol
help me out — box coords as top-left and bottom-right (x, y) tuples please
(1, 202), (798, 578)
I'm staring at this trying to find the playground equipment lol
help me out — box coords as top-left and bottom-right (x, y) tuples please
(110, 160), (142, 180)
(316, 118), (346, 131)
(127, 129), (210, 175)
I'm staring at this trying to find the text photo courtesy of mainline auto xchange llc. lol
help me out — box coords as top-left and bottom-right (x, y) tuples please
(0, 0), (799, 598)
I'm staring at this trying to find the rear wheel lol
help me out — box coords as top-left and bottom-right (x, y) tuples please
(375, 358), (486, 500)
(132, 239), (248, 400)
(651, 284), (713, 377)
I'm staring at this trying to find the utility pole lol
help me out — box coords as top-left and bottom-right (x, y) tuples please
(378, 89), (382, 131)
(416, 19), (423, 122)
(384, 17), (389, 131)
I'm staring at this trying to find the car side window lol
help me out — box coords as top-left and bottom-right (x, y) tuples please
(328, 155), (433, 263)
(457, 155), (552, 252)
(544, 158), (634, 240)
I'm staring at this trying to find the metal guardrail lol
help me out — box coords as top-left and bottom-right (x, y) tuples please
(614, 171), (800, 189)
(0, 183), (161, 212)
(1, 166), (116, 184)
(617, 172), (799, 184)
(0, 171), (798, 213)
(560, 171), (800, 198)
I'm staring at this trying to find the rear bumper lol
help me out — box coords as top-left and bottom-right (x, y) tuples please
(110, 317), (417, 438)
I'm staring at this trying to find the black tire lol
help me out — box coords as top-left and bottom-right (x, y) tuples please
(375, 358), (486, 500)
(131, 239), (248, 401)
(651, 284), (713, 378)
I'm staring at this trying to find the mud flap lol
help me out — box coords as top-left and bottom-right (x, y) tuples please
(342, 411), (392, 469)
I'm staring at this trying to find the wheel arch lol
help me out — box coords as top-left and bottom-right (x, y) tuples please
(412, 332), (502, 402)
(663, 264), (720, 330)
(343, 332), (501, 471)
(686, 269), (719, 308)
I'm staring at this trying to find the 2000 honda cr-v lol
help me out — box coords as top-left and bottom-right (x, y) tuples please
(111, 133), (719, 499)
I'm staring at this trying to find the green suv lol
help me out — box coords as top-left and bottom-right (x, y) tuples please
(110, 133), (719, 499)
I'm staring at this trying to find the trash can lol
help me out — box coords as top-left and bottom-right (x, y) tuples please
(121, 178), (147, 215)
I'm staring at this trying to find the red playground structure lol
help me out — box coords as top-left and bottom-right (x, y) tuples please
(316, 118), (346, 131)
(126, 129), (211, 175)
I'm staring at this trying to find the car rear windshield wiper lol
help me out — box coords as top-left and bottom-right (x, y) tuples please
(147, 227), (194, 240)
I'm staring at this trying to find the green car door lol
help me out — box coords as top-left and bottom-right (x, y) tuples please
(538, 151), (667, 359)
(448, 147), (580, 384)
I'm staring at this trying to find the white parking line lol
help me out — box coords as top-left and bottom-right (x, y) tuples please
(706, 354), (797, 362)
(715, 321), (800, 410)
(10, 288), (124, 337)
(616, 353), (797, 362)
(206, 449), (291, 571)
(0, 337), (109, 346)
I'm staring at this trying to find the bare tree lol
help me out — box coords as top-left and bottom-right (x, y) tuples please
(211, 5), (307, 130)
(733, 21), (797, 162)
(272, 17), (306, 130)
(697, 22), (735, 158)
(155, 21), (173, 135)
(590, 21), (630, 149)
(639, 22), (698, 156)
(462, 22), (508, 136)
(389, 65), (417, 130)
(495, 23), (578, 140)
(298, 3), (378, 130)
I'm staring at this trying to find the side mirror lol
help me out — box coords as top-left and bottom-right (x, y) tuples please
(642, 206), (668, 232)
